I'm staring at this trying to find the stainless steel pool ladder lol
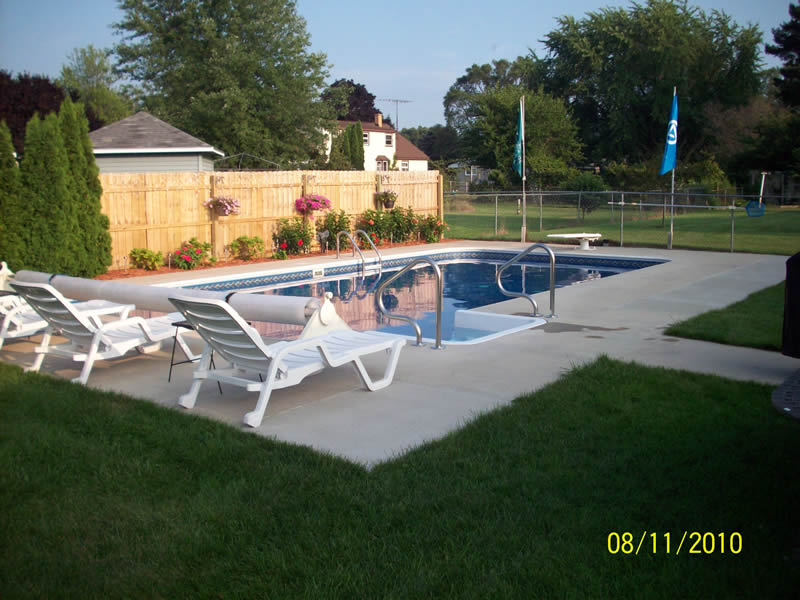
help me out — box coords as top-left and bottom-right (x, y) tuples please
(496, 243), (556, 318)
(336, 230), (383, 277)
(377, 256), (444, 349)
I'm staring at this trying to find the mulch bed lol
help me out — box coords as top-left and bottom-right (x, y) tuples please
(94, 239), (443, 280)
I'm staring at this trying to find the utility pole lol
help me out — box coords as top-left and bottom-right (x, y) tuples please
(379, 98), (412, 130)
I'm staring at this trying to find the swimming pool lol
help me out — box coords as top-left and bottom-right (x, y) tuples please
(178, 249), (666, 344)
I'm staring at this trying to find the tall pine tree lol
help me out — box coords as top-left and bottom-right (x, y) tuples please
(0, 121), (24, 269)
(20, 113), (82, 274)
(59, 98), (111, 276)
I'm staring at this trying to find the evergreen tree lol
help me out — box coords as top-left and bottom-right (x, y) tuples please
(327, 130), (351, 170)
(19, 113), (81, 274)
(350, 122), (365, 170)
(59, 98), (112, 276)
(0, 121), (24, 269)
(766, 3), (800, 108)
(58, 98), (91, 275)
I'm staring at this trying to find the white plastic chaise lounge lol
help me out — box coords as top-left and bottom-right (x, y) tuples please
(168, 293), (406, 428)
(0, 293), (136, 351)
(10, 280), (188, 384)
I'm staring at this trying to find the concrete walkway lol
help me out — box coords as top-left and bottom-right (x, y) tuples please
(2, 242), (797, 466)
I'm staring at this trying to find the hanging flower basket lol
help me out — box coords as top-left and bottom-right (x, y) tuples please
(295, 194), (331, 219)
(375, 189), (397, 209)
(204, 195), (240, 216)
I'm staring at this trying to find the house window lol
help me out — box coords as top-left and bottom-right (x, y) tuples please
(363, 132), (369, 145)
(401, 161), (409, 171)
(376, 160), (389, 171)
(385, 134), (393, 146)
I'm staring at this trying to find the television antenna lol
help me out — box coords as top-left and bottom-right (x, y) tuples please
(379, 98), (412, 130)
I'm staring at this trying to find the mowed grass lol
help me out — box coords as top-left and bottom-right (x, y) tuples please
(666, 283), (786, 351)
(445, 200), (800, 255)
(1, 357), (798, 598)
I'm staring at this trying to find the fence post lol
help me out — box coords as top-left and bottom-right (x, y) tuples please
(620, 192), (624, 247)
(494, 195), (498, 237)
(209, 173), (219, 259)
(438, 174), (444, 223)
(577, 192), (581, 221)
(729, 205), (735, 253)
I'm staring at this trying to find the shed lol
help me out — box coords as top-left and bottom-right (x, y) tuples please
(89, 112), (224, 173)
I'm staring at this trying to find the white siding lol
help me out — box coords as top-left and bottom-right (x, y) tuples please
(363, 130), (395, 170)
(94, 154), (215, 173)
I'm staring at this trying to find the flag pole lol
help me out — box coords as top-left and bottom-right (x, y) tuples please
(520, 96), (527, 243)
(660, 86), (677, 250)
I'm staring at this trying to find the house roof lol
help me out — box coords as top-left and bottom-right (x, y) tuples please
(395, 133), (430, 162)
(337, 119), (396, 134)
(89, 111), (224, 156)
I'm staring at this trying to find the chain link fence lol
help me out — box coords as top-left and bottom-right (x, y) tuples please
(443, 191), (800, 254)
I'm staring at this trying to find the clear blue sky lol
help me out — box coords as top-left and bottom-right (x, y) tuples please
(0, 0), (792, 128)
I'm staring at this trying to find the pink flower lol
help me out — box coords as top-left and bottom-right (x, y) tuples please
(181, 254), (191, 261)
(195, 248), (201, 254)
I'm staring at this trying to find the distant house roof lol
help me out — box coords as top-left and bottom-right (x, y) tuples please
(89, 111), (224, 156)
(336, 119), (397, 134)
(395, 133), (430, 162)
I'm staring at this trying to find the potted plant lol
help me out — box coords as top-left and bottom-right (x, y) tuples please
(295, 194), (331, 219)
(375, 189), (397, 209)
(203, 195), (241, 216)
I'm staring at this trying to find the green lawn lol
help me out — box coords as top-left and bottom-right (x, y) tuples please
(1, 358), (798, 598)
(445, 200), (800, 255)
(665, 283), (786, 350)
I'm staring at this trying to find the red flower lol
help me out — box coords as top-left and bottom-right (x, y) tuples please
(368, 219), (374, 225)
(371, 232), (377, 238)
(280, 242), (287, 249)
(297, 239), (303, 246)
(195, 248), (201, 254)
(181, 254), (191, 261)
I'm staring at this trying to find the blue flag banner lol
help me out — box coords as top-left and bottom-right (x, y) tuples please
(659, 93), (678, 175)
(513, 96), (524, 178)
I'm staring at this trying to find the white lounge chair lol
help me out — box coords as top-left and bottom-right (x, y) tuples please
(10, 281), (187, 384)
(168, 294), (406, 428)
(0, 293), (134, 351)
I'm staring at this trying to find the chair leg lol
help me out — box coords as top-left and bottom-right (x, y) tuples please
(73, 339), (101, 385)
(349, 341), (404, 391)
(25, 330), (52, 373)
(178, 347), (212, 409)
(242, 363), (281, 428)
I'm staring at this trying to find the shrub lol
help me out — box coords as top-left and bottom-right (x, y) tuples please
(320, 209), (351, 250)
(273, 217), (312, 255)
(418, 215), (446, 243)
(388, 207), (417, 243)
(228, 235), (264, 260)
(356, 209), (391, 246)
(171, 237), (212, 270)
(560, 172), (608, 220)
(129, 248), (163, 270)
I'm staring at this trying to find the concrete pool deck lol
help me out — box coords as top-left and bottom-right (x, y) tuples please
(1, 241), (797, 465)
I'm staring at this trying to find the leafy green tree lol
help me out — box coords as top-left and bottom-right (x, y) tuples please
(327, 131), (351, 170)
(58, 98), (112, 276)
(58, 45), (133, 126)
(402, 125), (460, 161)
(0, 121), (24, 269)
(114, 0), (331, 167)
(541, 0), (763, 164)
(469, 87), (583, 188)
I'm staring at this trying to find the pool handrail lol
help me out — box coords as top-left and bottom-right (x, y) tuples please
(336, 231), (382, 278)
(377, 256), (444, 349)
(496, 243), (556, 318)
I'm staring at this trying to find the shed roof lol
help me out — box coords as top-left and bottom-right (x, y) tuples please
(89, 112), (224, 156)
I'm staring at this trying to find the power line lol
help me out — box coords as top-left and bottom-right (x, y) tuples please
(379, 98), (412, 130)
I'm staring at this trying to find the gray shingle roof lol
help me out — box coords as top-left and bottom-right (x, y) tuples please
(89, 112), (223, 155)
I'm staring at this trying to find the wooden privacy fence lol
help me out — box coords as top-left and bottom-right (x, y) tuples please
(100, 170), (443, 268)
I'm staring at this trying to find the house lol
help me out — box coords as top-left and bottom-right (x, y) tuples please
(330, 113), (429, 171)
(88, 111), (224, 173)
